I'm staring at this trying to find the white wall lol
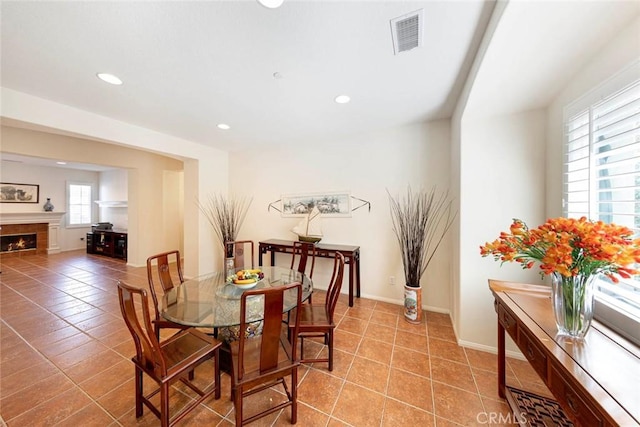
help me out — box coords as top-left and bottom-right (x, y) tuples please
(229, 120), (453, 311)
(458, 110), (547, 352)
(546, 17), (640, 219)
(98, 169), (128, 230)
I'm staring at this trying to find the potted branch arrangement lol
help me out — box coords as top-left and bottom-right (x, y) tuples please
(388, 186), (456, 323)
(198, 194), (252, 275)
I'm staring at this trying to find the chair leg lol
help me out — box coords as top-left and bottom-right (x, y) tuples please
(328, 331), (334, 372)
(160, 382), (170, 427)
(134, 366), (143, 417)
(291, 367), (298, 424)
(214, 348), (221, 399)
(234, 385), (243, 426)
(300, 336), (305, 361)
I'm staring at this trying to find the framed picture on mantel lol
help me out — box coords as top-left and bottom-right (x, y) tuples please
(0, 182), (39, 203)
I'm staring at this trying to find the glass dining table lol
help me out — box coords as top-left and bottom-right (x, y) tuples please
(161, 266), (312, 340)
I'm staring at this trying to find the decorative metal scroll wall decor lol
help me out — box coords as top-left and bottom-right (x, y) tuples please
(268, 191), (371, 217)
(0, 183), (39, 203)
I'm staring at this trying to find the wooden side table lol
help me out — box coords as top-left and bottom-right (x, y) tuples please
(489, 279), (639, 426)
(258, 239), (361, 306)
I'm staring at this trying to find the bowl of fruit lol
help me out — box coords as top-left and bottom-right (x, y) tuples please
(228, 269), (264, 290)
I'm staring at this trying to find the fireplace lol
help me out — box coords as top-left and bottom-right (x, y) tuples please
(1, 233), (37, 253)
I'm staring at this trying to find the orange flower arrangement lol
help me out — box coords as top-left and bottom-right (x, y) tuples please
(480, 217), (640, 281)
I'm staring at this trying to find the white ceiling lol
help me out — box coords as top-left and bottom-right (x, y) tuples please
(0, 0), (493, 153)
(2, 0), (637, 168)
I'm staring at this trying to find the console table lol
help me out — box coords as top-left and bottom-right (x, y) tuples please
(258, 239), (361, 306)
(489, 279), (639, 427)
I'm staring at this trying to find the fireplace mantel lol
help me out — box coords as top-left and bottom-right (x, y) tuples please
(0, 212), (66, 254)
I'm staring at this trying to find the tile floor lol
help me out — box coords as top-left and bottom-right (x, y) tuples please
(0, 250), (552, 426)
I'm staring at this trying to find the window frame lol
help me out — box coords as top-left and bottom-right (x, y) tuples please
(66, 181), (95, 228)
(562, 61), (640, 346)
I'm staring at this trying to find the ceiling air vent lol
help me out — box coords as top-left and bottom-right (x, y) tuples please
(390, 9), (423, 55)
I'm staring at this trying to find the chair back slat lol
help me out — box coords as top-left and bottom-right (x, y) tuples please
(290, 241), (316, 279)
(117, 280), (167, 376)
(237, 282), (301, 380)
(325, 252), (345, 322)
(226, 240), (255, 270)
(146, 250), (183, 321)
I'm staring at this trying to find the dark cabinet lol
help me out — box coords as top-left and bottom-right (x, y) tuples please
(86, 231), (127, 260)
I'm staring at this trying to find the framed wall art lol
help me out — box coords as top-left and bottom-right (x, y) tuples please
(281, 191), (351, 217)
(0, 182), (39, 203)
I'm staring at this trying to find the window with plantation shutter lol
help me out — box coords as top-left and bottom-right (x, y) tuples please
(563, 79), (640, 345)
(68, 183), (92, 226)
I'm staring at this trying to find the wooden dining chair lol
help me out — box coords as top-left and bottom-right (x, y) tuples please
(230, 282), (302, 426)
(289, 252), (344, 371)
(117, 280), (223, 427)
(225, 240), (256, 270)
(146, 250), (190, 339)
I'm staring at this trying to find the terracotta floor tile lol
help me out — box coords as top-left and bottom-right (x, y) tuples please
(382, 398), (435, 426)
(430, 357), (477, 393)
(0, 372), (75, 421)
(274, 402), (329, 426)
(425, 311), (453, 326)
(364, 322), (396, 343)
(0, 346), (49, 376)
(395, 329), (429, 353)
(54, 402), (117, 427)
(298, 369), (343, 414)
(0, 358), (59, 397)
(387, 368), (433, 412)
(64, 348), (126, 383)
(29, 325), (84, 350)
(373, 301), (403, 315)
(7, 386), (93, 426)
(356, 337), (393, 365)
(332, 329), (361, 354)
(346, 355), (390, 393)
(319, 348), (354, 379)
(429, 336), (467, 363)
(345, 306), (373, 321)
(84, 318), (127, 340)
(391, 346), (431, 377)
(336, 316), (368, 335)
(427, 323), (457, 342)
(465, 347), (499, 372)
(332, 382), (385, 427)
(432, 382), (485, 425)
(396, 317), (428, 335)
(39, 330), (94, 357)
(49, 339), (110, 369)
(79, 358), (132, 399)
(369, 310), (399, 328)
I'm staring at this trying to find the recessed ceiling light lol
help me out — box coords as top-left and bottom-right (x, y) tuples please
(97, 73), (123, 85)
(258, 0), (284, 9)
(217, 123), (231, 130)
(56, 161), (67, 165)
(335, 95), (351, 104)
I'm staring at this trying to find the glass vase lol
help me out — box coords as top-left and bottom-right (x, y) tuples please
(551, 272), (596, 338)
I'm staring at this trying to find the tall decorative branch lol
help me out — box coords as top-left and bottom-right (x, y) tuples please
(388, 186), (456, 288)
(198, 194), (253, 257)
